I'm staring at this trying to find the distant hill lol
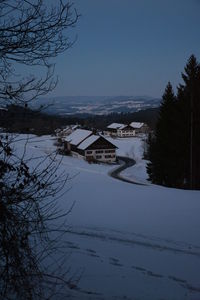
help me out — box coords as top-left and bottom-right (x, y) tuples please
(31, 95), (161, 116)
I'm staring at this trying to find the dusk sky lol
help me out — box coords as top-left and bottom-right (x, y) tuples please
(51, 0), (200, 98)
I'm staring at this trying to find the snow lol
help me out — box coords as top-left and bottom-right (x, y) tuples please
(107, 122), (126, 129)
(122, 159), (149, 184)
(78, 134), (99, 150)
(65, 129), (92, 145)
(12, 134), (200, 300)
(105, 136), (149, 184)
(71, 124), (79, 130)
(108, 136), (144, 160)
(130, 121), (144, 128)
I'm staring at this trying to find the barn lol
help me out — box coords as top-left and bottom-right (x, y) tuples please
(105, 123), (136, 137)
(130, 122), (149, 134)
(65, 129), (117, 163)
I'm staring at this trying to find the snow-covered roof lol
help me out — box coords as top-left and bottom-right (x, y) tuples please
(130, 122), (144, 129)
(71, 125), (79, 130)
(107, 123), (126, 130)
(78, 135), (99, 150)
(78, 135), (117, 150)
(65, 129), (92, 146)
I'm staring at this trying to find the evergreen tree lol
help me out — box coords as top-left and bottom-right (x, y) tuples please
(147, 55), (200, 189)
(177, 55), (200, 189)
(147, 82), (177, 186)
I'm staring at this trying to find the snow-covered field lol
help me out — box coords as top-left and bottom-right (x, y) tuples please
(15, 135), (200, 300)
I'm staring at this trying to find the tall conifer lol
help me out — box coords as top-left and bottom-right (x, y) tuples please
(147, 82), (177, 186)
(177, 55), (200, 188)
(148, 55), (200, 189)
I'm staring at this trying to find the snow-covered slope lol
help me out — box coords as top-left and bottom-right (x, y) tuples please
(14, 135), (200, 300)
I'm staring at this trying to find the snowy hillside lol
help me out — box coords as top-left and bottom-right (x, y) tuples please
(15, 135), (200, 300)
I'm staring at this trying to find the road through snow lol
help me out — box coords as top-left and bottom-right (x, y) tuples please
(109, 156), (147, 185)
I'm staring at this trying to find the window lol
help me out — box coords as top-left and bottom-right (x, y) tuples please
(86, 150), (92, 154)
(96, 150), (104, 154)
(105, 150), (115, 153)
(105, 155), (112, 158)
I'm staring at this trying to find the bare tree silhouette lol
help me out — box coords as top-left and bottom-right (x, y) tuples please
(0, 1), (79, 299)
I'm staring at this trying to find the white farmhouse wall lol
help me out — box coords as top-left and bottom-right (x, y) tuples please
(117, 129), (136, 137)
(85, 149), (116, 163)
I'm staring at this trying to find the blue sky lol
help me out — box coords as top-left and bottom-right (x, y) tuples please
(51, 0), (200, 97)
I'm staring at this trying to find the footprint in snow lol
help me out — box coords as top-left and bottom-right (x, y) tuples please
(109, 257), (123, 267)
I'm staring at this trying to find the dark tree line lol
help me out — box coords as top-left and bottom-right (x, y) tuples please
(80, 107), (159, 131)
(0, 104), (68, 135)
(0, 104), (159, 135)
(147, 55), (200, 190)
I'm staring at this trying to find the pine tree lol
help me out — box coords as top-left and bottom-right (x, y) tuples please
(194, 64), (200, 189)
(148, 55), (200, 189)
(177, 55), (200, 189)
(147, 82), (177, 186)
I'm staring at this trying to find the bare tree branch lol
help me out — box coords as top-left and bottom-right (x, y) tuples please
(0, 1), (80, 299)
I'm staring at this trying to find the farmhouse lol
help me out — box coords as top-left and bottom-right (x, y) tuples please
(106, 123), (136, 137)
(105, 121), (149, 137)
(65, 129), (117, 163)
(130, 122), (149, 134)
(56, 124), (79, 139)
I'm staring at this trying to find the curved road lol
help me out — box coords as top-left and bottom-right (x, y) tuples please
(109, 156), (147, 186)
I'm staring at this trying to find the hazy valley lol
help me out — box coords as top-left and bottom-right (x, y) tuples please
(33, 96), (161, 116)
